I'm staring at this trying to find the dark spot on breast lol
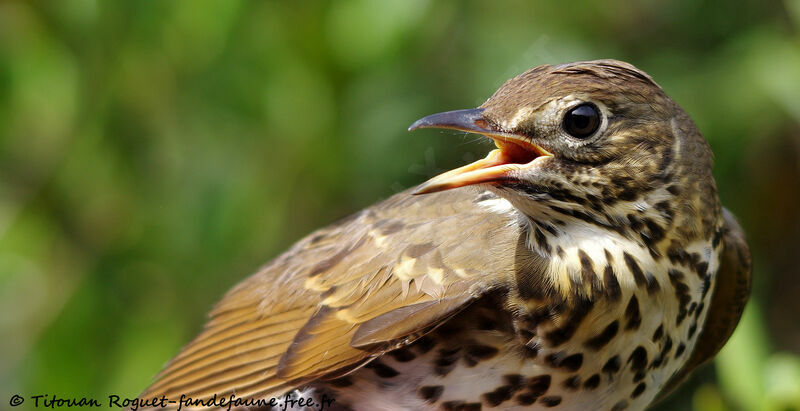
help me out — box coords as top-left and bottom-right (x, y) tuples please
(642, 218), (665, 244)
(435, 347), (461, 376)
(482, 385), (515, 407)
(645, 271), (660, 294)
(540, 396), (562, 407)
(689, 252), (703, 271)
(652, 324), (664, 341)
(585, 320), (619, 351)
(526, 375), (552, 397)
(654, 200), (673, 221)
(618, 187), (638, 202)
(586, 193), (603, 210)
(545, 297), (593, 347)
(647, 246), (661, 260)
(603, 355), (621, 375)
(667, 244), (689, 266)
(562, 375), (581, 390)
(666, 185), (680, 196)
(519, 307), (551, 330)
(468, 344), (500, 358)
(534, 227), (552, 255)
(612, 175), (633, 188)
(441, 401), (460, 411)
(628, 346), (648, 372)
(695, 261), (709, 278)
(413, 336), (436, 354)
(627, 214), (644, 231)
(477, 316), (498, 331)
(519, 330), (534, 341)
(465, 344), (499, 366)
(523, 344), (539, 358)
(437, 347), (461, 360)
(549, 205), (613, 232)
(675, 342), (686, 358)
(631, 382), (647, 398)
(418, 385), (443, 403)
(368, 361), (399, 378)
(650, 337), (673, 369)
(583, 374), (600, 390)
(388, 348), (416, 362)
(688, 322), (698, 339)
(328, 376), (353, 387)
(441, 400), (481, 411)
(504, 374), (526, 390)
(701, 275), (712, 299)
(657, 144), (673, 171)
(634, 370), (646, 382)
(712, 227), (723, 248)
(545, 352), (560, 367)
(668, 269), (691, 326)
(625, 296), (642, 330)
(694, 301), (705, 321)
(560, 353), (584, 372)
(542, 222), (559, 236)
(604, 266), (622, 301)
(545, 186), (588, 205)
(556, 246), (566, 258)
(624, 252), (648, 291)
(515, 393), (538, 406)
(578, 249), (597, 281)
(603, 249), (614, 263)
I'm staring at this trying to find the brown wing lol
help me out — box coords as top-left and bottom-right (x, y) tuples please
(140, 188), (521, 403)
(656, 208), (752, 401)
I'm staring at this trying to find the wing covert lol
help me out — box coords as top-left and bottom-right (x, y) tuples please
(140, 189), (521, 403)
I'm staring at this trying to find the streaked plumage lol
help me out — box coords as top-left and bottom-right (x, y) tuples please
(141, 60), (751, 410)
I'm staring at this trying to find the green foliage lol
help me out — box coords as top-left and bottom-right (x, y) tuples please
(1, 1), (798, 409)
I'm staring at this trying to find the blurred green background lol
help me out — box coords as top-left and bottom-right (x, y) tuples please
(1, 1), (799, 410)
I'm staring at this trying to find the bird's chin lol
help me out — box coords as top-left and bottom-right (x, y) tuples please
(412, 139), (552, 195)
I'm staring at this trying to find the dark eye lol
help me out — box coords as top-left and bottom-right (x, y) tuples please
(563, 103), (601, 138)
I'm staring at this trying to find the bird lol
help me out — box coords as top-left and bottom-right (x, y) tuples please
(140, 60), (752, 411)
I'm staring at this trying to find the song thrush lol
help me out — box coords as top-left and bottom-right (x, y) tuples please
(141, 60), (752, 410)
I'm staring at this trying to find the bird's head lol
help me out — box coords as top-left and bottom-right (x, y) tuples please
(410, 60), (720, 248)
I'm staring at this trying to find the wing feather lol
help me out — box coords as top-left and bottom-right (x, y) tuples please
(140, 189), (519, 405)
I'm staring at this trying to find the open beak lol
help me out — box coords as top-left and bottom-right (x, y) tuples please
(408, 108), (552, 194)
